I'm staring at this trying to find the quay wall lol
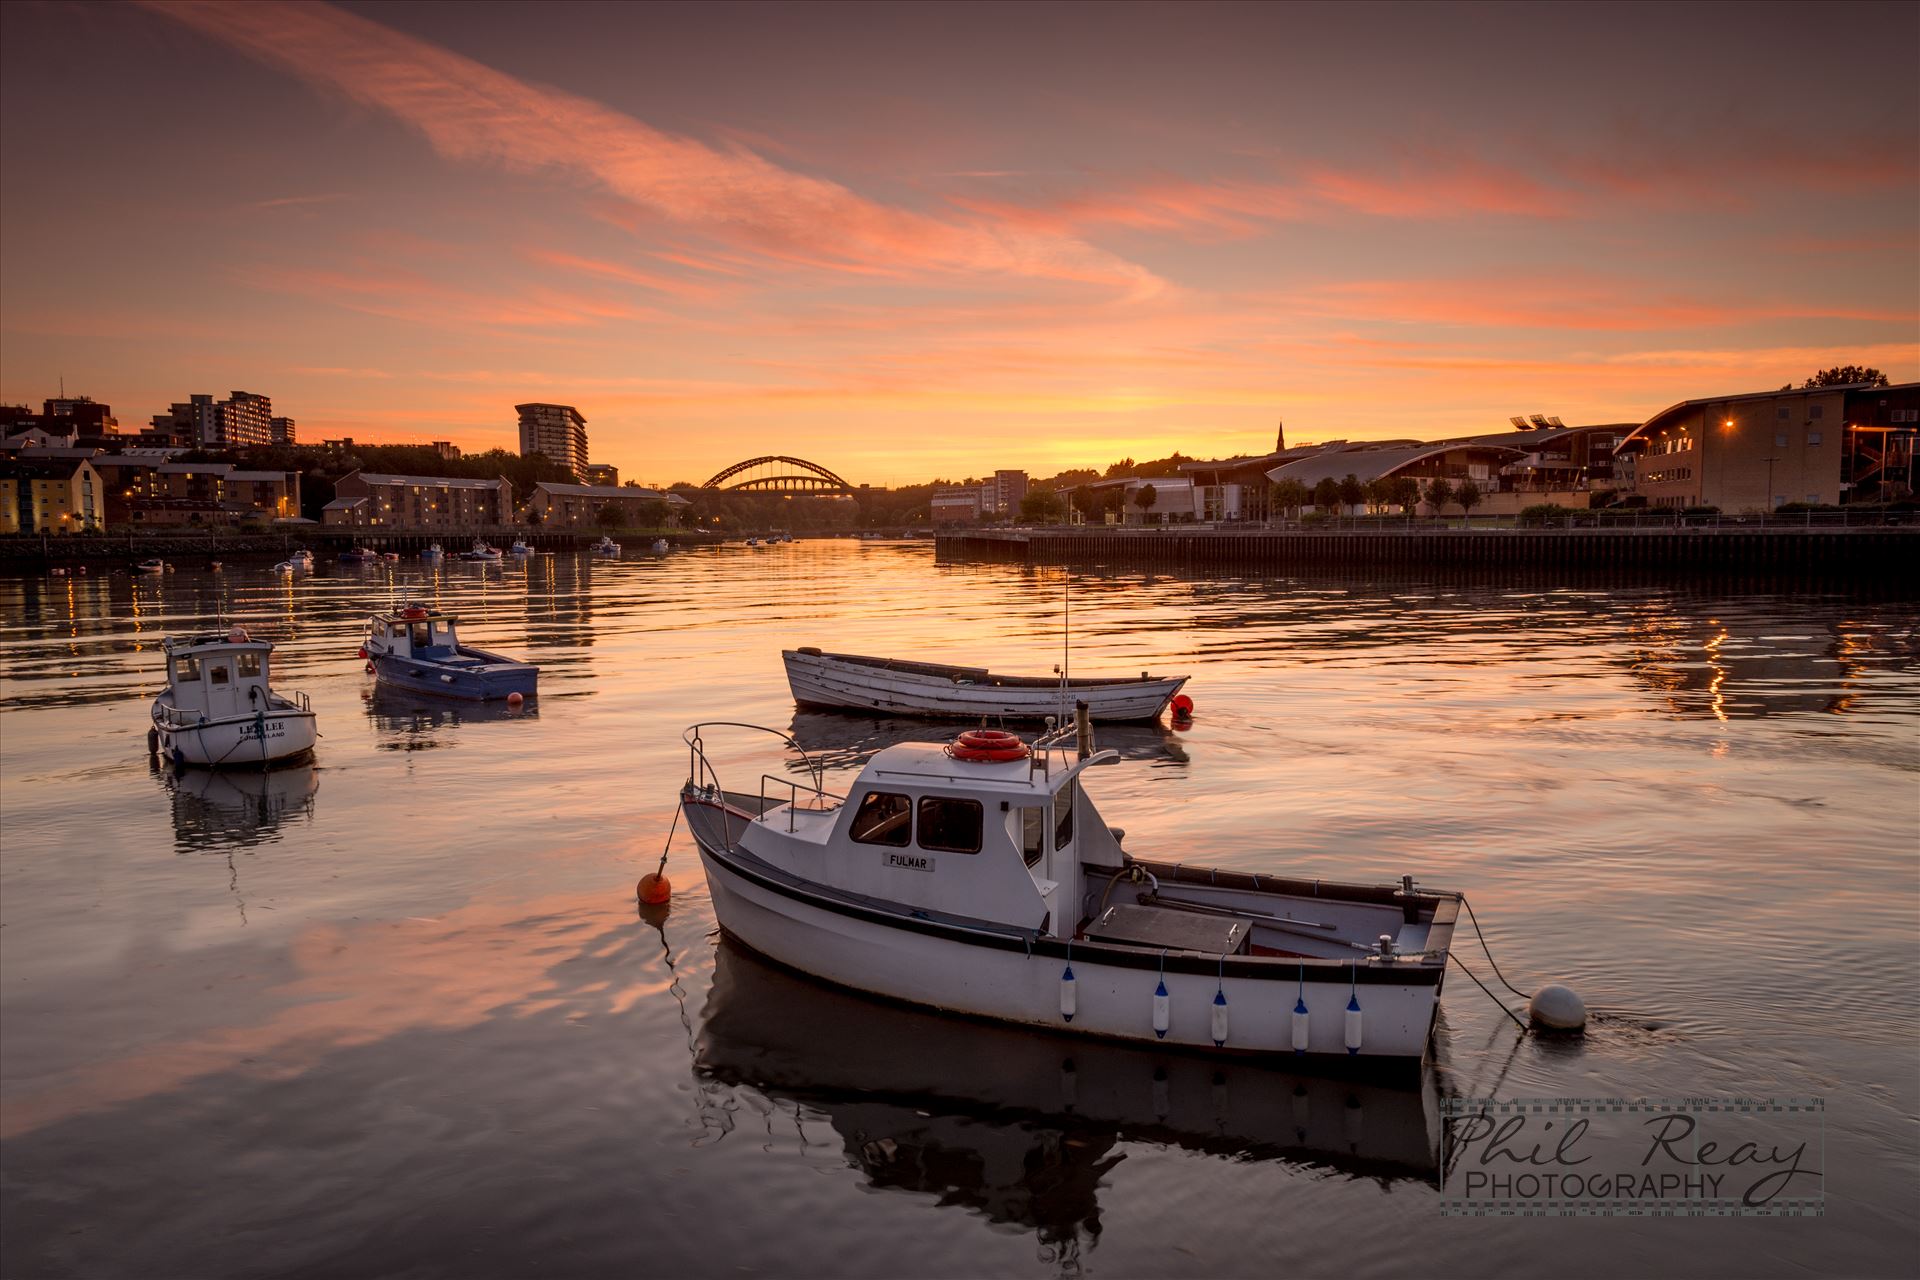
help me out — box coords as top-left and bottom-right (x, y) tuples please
(0, 527), (719, 566)
(935, 527), (1917, 580)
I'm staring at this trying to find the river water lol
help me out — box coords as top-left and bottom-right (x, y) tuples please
(1, 541), (1915, 1278)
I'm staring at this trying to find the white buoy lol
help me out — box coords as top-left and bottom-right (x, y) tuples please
(1291, 986), (1310, 1054)
(1344, 991), (1363, 1055)
(1152, 978), (1170, 1039)
(1528, 983), (1588, 1032)
(1059, 962), (1077, 1022)
(1211, 987), (1229, 1047)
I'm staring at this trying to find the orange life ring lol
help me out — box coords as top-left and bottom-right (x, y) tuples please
(948, 728), (1031, 762)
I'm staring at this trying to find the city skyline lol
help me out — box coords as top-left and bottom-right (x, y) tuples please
(3, 1), (1916, 487)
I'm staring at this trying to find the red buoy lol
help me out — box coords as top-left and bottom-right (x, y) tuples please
(1170, 694), (1194, 717)
(506, 691), (524, 708)
(636, 872), (671, 905)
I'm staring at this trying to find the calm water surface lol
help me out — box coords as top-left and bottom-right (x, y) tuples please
(1, 542), (1916, 1278)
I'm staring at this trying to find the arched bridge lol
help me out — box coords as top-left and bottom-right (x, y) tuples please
(702, 455), (855, 494)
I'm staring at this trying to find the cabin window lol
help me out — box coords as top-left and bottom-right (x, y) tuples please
(209, 665), (230, 686)
(917, 796), (982, 854)
(410, 622), (431, 648)
(849, 791), (912, 847)
(1018, 807), (1046, 868)
(431, 621), (453, 645)
(175, 655), (200, 682)
(1053, 781), (1075, 849)
(236, 652), (261, 677)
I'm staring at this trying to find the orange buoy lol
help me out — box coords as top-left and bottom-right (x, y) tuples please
(1170, 693), (1194, 717)
(506, 691), (524, 708)
(636, 872), (672, 904)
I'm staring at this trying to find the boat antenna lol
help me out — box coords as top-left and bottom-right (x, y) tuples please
(1060, 570), (1070, 715)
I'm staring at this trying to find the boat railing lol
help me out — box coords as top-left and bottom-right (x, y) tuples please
(757, 774), (845, 831)
(684, 723), (828, 846)
(153, 702), (206, 729)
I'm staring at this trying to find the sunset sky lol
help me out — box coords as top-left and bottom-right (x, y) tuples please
(2, 1), (1915, 486)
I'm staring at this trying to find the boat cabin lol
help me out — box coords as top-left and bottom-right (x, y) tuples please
(368, 606), (460, 661)
(160, 632), (280, 724)
(722, 738), (1127, 938)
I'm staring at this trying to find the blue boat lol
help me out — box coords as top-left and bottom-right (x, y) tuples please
(338, 546), (378, 564)
(362, 604), (537, 701)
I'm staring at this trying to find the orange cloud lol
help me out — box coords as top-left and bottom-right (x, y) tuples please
(143, 1), (1162, 296)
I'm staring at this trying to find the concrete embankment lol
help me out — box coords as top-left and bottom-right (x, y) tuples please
(0, 528), (718, 566)
(936, 527), (1917, 581)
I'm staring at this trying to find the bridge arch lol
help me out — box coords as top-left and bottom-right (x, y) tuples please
(702, 455), (855, 494)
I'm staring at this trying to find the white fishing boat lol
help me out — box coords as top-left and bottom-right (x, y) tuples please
(591, 535), (621, 556)
(784, 647), (1188, 723)
(460, 539), (504, 562)
(421, 543), (444, 562)
(133, 558), (167, 575)
(149, 629), (317, 768)
(650, 538), (670, 554)
(679, 722), (1459, 1064)
(510, 538), (534, 557)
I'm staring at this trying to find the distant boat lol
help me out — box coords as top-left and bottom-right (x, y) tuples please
(363, 603), (537, 702)
(783, 648), (1189, 723)
(459, 539), (503, 562)
(650, 538), (670, 554)
(272, 559), (301, 573)
(291, 549), (315, 567)
(510, 538), (534, 556)
(591, 535), (621, 556)
(421, 543), (444, 562)
(381, 551), (401, 562)
(150, 628), (317, 768)
(746, 537), (762, 547)
(338, 546), (378, 564)
(133, 558), (167, 574)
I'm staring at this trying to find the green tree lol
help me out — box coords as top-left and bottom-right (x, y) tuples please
(1455, 479), (1482, 517)
(1337, 473), (1365, 510)
(1132, 483), (1157, 517)
(1802, 365), (1889, 388)
(1426, 477), (1454, 512)
(1070, 484), (1095, 519)
(1391, 476), (1422, 511)
(1270, 478), (1309, 518)
(1019, 490), (1063, 523)
(596, 502), (624, 529)
(1311, 476), (1341, 510)
(1365, 477), (1396, 511)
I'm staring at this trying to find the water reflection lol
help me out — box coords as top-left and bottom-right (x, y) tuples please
(155, 759), (319, 854)
(362, 689), (539, 750)
(695, 940), (1438, 1263)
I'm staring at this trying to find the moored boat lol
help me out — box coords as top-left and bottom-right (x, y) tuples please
(679, 722), (1458, 1065)
(362, 603), (537, 701)
(133, 558), (167, 574)
(459, 539), (504, 562)
(338, 546), (378, 564)
(150, 629), (317, 768)
(421, 543), (444, 562)
(592, 535), (621, 556)
(784, 647), (1188, 723)
(650, 538), (669, 554)
(510, 538), (534, 556)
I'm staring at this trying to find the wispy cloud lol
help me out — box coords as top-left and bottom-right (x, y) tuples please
(250, 192), (353, 210)
(142, 0), (1162, 296)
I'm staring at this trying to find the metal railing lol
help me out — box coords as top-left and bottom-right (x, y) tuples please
(758, 773), (845, 832)
(1002, 509), (1917, 535)
(683, 721), (828, 849)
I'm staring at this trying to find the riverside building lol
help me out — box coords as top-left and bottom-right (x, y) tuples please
(516, 403), (589, 479)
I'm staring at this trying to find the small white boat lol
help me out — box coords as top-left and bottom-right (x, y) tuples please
(460, 539), (504, 562)
(650, 538), (670, 555)
(272, 558), (302, 573)
(292, 549), (315, 567)
(746, 537), (762, 547)
(133, 558), (167, 575)
(381, 551), (401, 562)
(421, 543), (444, 562)
(510, 538), (534, 557)
(591, 535), (621, 556)
(150, 629), (317, 768)
(680, 723), (1458, 1064)
(784, 648), (1188, 723)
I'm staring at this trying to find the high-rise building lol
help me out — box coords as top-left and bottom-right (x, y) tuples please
(992, 469), (1029, 513)
(150, 391), (274, 448)
(271, 416), (297, 446)
(42, 396), (118, 435)
(515, 403), (588, 479)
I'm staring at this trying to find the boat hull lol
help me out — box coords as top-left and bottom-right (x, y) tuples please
(784, 650), (1186, 723)
(688, 800), (1438, 1063)
(370, 652), (536, 701)
(152, 704), (317, 768)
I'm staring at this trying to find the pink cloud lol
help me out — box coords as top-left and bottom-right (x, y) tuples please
(142, 1), (1162, 296)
